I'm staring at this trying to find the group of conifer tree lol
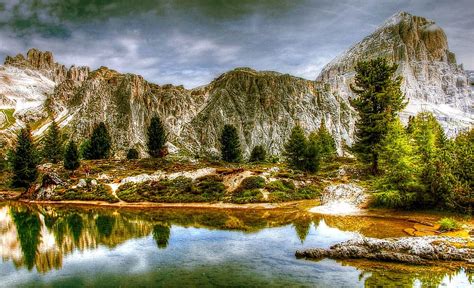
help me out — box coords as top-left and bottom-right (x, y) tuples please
(349, 58), (472, 213)
(7, 115), (169, 190)
(218, 120), (336, 172)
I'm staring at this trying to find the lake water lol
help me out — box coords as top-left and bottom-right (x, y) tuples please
(0, 202), (472, 287)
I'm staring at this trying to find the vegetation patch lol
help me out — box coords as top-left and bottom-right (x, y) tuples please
(229, 176), (266, 203)
(230, 189), (264, 204)
(52, 183), (118, 203)
(266, 180), (320, 202)
(116, 175), (226, 203)
(438, 218), (461, 232)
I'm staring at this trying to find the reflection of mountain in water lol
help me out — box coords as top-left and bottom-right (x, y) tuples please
(0, 203), (313, 273)
(0, 203), (472, 287)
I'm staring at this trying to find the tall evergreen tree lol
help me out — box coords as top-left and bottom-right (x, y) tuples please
(147, 116), (167, 158)
(350, 58), (407, 174)
(42, 120), (63, 163)
(305, 132), (322, 172)
(11, 126), (39, 188)
(220, 124), (242, 162)
(64, 140), (80, 172)
(89, 122), (111, 159)
(315, 120), (336, 159)
(376, 119), (421, 207)
(410, 112), (451, 206)
(283, 125), (308, 170)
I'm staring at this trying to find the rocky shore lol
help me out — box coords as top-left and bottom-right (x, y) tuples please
(296, 236), (474, 265)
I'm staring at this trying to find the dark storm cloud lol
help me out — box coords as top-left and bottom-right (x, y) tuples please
(0, 0), (472, 88)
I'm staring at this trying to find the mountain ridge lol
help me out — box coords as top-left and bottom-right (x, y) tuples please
(0, 11), (472, 158)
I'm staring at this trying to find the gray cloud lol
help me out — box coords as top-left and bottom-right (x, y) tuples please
(0, 0), (472, 88)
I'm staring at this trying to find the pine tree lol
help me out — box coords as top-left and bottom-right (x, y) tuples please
(316, 120), (336, 159)
(64, 140), (80, 172)
(305, 132), (322, 172)
(249, 145), (266, 162)
(283, 125), (307, 170)
(11, 126), (39, 188)
(147, 116), (167, 158)
(89, 122), (112, 159)
(410, 112), (454, 206)
(376, 119), (421, 207)
(350, 58), (407, 174)
(79, 140), (93, 160)
(42, 120), (63, 163)
(220, 124), (242, 162)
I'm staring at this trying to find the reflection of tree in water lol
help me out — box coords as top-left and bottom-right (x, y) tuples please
(67, 213), (83, 244)
(363, 270), (449, 287)
(96, 215), (115, 238)
(152, 224), (171, 249)
(10, 207), (41, 270)
(292, 217), (313, 244)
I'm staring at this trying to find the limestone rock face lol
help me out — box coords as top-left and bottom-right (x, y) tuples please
(182, 68), (354, 156)
(4, 48), (89, 84)
(55, 66), (208, 157)
(317, 11), (473, 135)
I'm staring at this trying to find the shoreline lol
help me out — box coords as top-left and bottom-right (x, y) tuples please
(4, 198), (310, 210)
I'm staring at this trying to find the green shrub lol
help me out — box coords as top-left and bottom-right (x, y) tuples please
(371, 187), (419, 209)
(238, 176), (266, 190)
(265, 180), (295, 192)
(231, 189), (264, 204)
(249, 145), (266, 162)
(438, 218), (461, 232)
(297, 185), (322, 199)
(266, 181), (320, 202)
(127, 148), (139, 160)
(192, 175), (226, 197)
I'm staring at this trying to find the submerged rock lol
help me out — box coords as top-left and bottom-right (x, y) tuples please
(296, 236), (474, 265)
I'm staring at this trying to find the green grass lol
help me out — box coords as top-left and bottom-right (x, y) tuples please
(0, 109), (15, 129)
(438, 217), (461, 232)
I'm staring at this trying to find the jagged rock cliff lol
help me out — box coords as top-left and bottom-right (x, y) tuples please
(0, 12), (472, 158)
(182, 68), (354, 156)
(317, 12), (473, 135)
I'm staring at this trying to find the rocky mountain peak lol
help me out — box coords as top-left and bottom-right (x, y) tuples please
(4, 48), (89, 83)
(316, 12), (472, 135)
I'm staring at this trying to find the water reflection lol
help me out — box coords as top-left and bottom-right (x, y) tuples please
(0, 202), (472, 287)
(9, 207), (41, 270)
(152, 224), (170, 249)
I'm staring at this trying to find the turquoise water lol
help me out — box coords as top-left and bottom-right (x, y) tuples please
(0, 203), (472, 287)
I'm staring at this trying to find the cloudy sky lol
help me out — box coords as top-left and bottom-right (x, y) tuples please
(0, 0), (472, 88)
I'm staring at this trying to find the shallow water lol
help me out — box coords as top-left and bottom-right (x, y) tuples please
(0, 202), (472, 287)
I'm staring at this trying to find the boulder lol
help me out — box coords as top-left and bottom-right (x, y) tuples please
(77, 179), (87, 188)
(296, 236), (474, 265)
(35, 172), (66, 200)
